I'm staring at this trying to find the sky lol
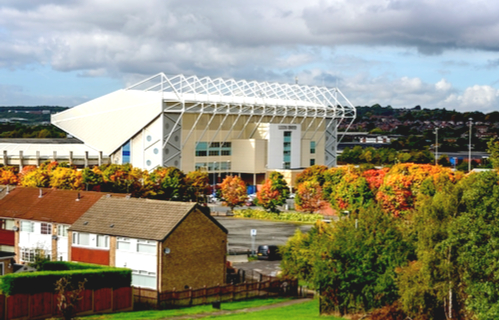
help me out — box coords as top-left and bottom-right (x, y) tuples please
(0, 0), (498, 113)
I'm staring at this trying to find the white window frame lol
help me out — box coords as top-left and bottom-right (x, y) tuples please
(137, 239), (156, 254)
(57, 225), (69, 237)
(117, 237), (131, 251)
(20, 221), (34, 233)
(131, 269), (157, 289)
(96, 235), (109, 249)
(72, 232), (90, 246)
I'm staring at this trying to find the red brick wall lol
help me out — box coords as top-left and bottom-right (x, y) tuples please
(71, 247), (109, 266)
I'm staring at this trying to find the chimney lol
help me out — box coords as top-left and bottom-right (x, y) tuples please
(38, 188), (43, 198)
(6, 185), (9, 195)
(76, 192), (80, 201)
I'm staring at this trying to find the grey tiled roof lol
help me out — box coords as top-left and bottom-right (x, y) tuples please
(70, 197), (198, 241)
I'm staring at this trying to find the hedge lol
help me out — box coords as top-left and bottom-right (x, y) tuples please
(0, 262), (131, 296)
(234, 208), (324, 223)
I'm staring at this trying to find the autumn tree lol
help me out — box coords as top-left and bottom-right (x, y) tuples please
(256, 171), (290, 213)
(146, 166), (186, 200)
(101, 164), (145, 195)
(81, 166), (104, 191)
(294, 181), (326, 214)
(50, 167), (83, 190)
(487, 137), (499, 170)
(185, 170), (210, 203)
(294, 165), (328, 187)
(220, 175), (247, 212)
(323, 166), (373, 212)
(0, 166), (18, 185)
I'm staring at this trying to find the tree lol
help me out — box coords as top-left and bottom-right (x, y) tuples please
(0, 166), (18, 185)
(256, 171), (290, 213)
(147, 166), (186, 200)
(487, 137), (499, 170)
(49, 167), (83, 190)
(294, 181), (326, 214)
(55, 277), (88, 320)
(220, 175), (247, 212)
(323, 166), (373, 212)
(294, 165), (328, 186)
(185, 170), (210, 203)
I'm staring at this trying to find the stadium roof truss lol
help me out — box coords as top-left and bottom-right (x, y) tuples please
(127, 73), (357, 143)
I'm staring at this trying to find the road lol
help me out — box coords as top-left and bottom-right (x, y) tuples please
(214, 216), (313, 253)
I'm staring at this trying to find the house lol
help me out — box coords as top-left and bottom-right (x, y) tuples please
(0, 186), (124, 263)
(69, 197), (228, 292)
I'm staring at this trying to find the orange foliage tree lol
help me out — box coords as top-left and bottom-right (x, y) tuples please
(256, 171), (290, 213)
(376, 163), (462, 216)
(220, 175), (247, 212)
(295, 181), (326, 214)
(0, 166), (19, 185)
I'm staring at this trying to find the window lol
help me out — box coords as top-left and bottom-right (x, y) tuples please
(122, 140), (131, 164)
(117, 237), (131, 251)
(310, 159), (316, 166)
(5, 219), (14, 230)
(310, 141), (316, 154)
(72, 232), (90, 246)
(20, 221), (34, 232)
(20, 248), (50, 263)
(284, 162), (291, 169)
(57, 225), (69, 237)
(97, 235), (109, 248)
(132, 270), (157, 289)
(195, 163), (207, 171)
(137, 240), (156, 254)
(195, 142), (208, 157)
(41, 223), (52, 235)
(284, 131), (292, 142)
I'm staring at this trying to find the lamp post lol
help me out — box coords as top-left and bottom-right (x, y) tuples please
(468, 118), (473, 172)
(434, 128), (439, 166)
(213, 161), (216, 196)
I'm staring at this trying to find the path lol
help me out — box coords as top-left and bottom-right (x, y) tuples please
(158, 298), (312, 319)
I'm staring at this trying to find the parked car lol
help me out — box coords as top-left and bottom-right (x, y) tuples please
(257, 245), (281, 261)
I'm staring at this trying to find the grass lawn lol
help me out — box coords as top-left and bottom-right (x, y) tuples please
(204, 300), (345, 320)
(78, 298), (292, 320)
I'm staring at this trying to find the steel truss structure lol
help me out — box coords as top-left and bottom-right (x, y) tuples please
(127, 73), (356, 168)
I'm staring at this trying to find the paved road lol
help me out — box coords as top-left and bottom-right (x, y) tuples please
(214, 217), (313, 253)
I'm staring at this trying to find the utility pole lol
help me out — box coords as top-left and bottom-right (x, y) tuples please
(468, 118), (473, 172)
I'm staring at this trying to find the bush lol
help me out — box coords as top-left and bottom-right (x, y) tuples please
(0, 262), (131, 295)
(234, 208), (323, 223)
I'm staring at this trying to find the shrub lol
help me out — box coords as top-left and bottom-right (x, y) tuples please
(0, 262), (131, 295)
(234, 208), (323, 223)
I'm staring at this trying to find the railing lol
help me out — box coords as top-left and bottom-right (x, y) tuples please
(0, 286), (132, 319)
(134, 276), (298, 309)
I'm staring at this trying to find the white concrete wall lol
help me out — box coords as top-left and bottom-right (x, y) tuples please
(18, 221), (52, 259)
(115, 238), (157, 290)
(267, 124), (301, 169)
(130, 115), (163, 171)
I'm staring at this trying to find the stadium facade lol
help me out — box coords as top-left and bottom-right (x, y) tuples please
(49, 73), (356, 184)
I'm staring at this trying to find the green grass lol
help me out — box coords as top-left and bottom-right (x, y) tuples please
(204, 300), (345, 319)
(78, 297), (292, 320)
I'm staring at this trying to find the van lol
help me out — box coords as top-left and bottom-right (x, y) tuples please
(257, 245), (281, 261)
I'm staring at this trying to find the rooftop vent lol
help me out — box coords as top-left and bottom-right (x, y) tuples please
(38, 188), (43, 198)
(110, 224), (114, 228)
(83, 221), (88, 225)
(76, 192), (81, 201)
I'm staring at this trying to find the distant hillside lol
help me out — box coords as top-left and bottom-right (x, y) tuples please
(0, 106), (69, 124)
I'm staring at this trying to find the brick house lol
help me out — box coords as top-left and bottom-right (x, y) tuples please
(69, 197), (228, 292)
(0, 186), (118, 263)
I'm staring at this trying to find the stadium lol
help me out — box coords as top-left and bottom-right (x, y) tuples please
(6, 73), (357, 186)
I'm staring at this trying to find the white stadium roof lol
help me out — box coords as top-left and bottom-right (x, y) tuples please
(52, 73), (356, 155)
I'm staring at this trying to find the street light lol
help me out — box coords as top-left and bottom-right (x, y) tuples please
(468, 118), (473, 172)
(213, 161), (216, 196)
(434, 128), (439, 166)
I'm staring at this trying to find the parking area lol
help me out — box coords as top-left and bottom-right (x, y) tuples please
(214, 217), (313, 253)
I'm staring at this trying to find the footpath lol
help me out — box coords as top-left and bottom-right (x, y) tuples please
(158, 298), (312, 319)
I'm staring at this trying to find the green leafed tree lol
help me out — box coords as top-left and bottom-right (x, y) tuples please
(256, 171), (290, 213)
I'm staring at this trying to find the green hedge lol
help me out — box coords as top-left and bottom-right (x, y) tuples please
(234, 208), (324, 223)
(0, 262), (131, 296)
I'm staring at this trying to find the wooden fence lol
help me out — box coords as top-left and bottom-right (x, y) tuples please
(0, 286), (132, 320)
(134, 276), (298, 309)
